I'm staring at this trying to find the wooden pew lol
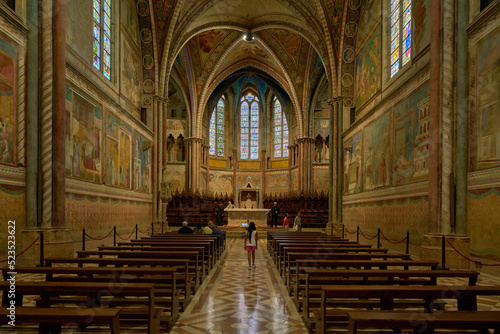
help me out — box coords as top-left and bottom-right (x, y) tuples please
(76, 250), (202, 289)
(0, 306), (121, 334)
(0, 281), (160, 333)
(2, 266), (180, 323)
(316, 285), (500, 334)
(44, 257), (193, 308)
(346, 310), (500, 334)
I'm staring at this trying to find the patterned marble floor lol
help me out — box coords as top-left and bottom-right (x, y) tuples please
(170, 238), (308, 334)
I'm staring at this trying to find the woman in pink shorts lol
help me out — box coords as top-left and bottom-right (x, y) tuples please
(244, 222), (258, 270)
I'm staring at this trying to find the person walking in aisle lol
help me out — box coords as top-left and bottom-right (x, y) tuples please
(244, 222), (258, 270)
(294, 211), (302, 232)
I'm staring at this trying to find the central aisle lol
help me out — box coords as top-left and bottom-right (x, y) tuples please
(171, 238), (308, 334)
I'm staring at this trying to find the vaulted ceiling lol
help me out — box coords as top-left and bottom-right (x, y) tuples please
(135, 0), (363, 137)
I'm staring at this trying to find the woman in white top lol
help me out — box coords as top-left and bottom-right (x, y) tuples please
(244, 222), (258, 270)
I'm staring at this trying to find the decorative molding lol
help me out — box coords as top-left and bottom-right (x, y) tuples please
(467, 169), (500, 190)
(66, 178), (152, 203)
(342, 181), (430, 205)
(467, 0), (500, 35)
(0, 2), (28, 37)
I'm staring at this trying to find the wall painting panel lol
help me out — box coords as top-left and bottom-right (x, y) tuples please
(356, 0), (381, 47)
(105, 113), (132, 189)
(344, 132), (362, 194)
(363, 111), (391, 190)
(121, 38), (142, 109)
(134, 132), (151, 193)
(0, 35), (17, 165)
(355, 24), (381, 111)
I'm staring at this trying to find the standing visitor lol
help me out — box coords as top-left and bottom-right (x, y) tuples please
(244, 222), (258, 270)
(294, 211), (302, 232)
(283, 213), (289, 232)
(269, 201), (280, 227)
(215, 201), (224, 226)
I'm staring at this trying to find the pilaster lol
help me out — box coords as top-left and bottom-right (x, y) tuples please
(186, 137), (203, 193)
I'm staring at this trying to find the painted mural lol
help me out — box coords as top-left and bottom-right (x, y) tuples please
(65, 87), (102, 183)
(355, 24), (381, 111)
(476, 28), (500, 170)
(209, 171), (233, 196)
(121, 0), (141, 47)
(134, 132), (152, 193)
(265, 173), (289, 195)
(413, 0), (430, 55)
(344, 132), (362, 194)
(393, 85), (430, 185)
(105, 113), (132, 189)
(356, 0), (381, 47)
(197, 30), (226, 65)
(164, 164), (185, 194)
(290, 169), (298, 193)
(0, 35), (17, 165)
(121, 38), (142, 109)
(363, 111), (391, 190)
(312, 168), (329, 193)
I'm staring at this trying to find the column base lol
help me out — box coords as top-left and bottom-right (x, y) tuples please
(20, 228), (72, 266)
(419, 233), (471, 269)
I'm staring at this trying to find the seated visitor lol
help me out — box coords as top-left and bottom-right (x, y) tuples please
(202, 221), (213, 234)
(178, 221), (193, 234)
(210, 222), (224, 246)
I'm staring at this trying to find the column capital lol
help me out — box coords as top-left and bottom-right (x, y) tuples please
(153, 95), (169, 104)
(327, 96), (345, 106)
(297, 137), (315, 144)
(185, 137), (204, 144)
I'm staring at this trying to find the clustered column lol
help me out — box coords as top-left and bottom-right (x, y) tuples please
(153, 96), (168, 223)
(185, 137), (203, 193)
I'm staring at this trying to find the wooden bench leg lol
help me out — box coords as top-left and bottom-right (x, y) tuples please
(347, 320), (357, 334)
(110, 314), (121, 334)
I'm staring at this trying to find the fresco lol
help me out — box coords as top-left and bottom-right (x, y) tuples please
(312, 168), (329, 193)
(121, 38), (142, 108)
(356, 0), (381, 46)
(265, 173), (289, 195)
(65, 87), (102, 183)
(197, 30), (226, 65)
(105, 113), (132, 189)
(267, 29), (302, 63)
(355, 24), (381, 111)
(291, 169), (298, 192)
(209, 172), (233, 195)
(164, 164), (185, 194)
(344, 132), (362, 194)
(0, 35), (16, 165)
(134, 132), (152, 193)
(413, 0), (430, 55)
(393, 85), (430, 185)
(476, 28), (500, 170)
(121, 0), (140, 47)
(363, 111), (391, 190)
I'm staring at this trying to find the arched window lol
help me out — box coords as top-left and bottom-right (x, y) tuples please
(273, 97), (289, 158)
(390, 0), (411, 77)
(240, 93), (260, 160)
(209, 97), (225, 157)
(93, 0), (112, 80)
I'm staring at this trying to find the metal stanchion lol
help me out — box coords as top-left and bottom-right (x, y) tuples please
(356, 226), (359, 242)
(406, 231), (410, 254)
(135, 224), (138, 239)
(342, 225), (345, 239)
(82, 228), (86, 251)
(377, 228), (380, 248)
(440, 235), (448, 270)
(113, 226), (116, 246)
(39, 232), (44, 266)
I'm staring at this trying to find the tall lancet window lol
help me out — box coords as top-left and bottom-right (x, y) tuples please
(390, 0), (411, 77)
(93, 0), (112, 80)
(209, 97), (225, 157)
(273, 97), (289, 158)
(240, 93), (260, 160)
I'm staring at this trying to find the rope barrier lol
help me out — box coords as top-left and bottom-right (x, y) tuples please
(0, 236), (40, 263)
(152, 225), (162, 233)
(85, 228), (114, 241)
(333, 227), (343, 233)
(446, 240), (500, 267)
(344, 227), (357, 235)
(380, 230), (408, 244)
(137, 225), (152, 234)
(116, 226), (137, 241)
(359, 229), (378, 240)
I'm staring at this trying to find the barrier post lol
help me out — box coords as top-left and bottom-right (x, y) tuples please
(162, 222), (164, 233)
(342, 225), (345, 239)
(39, 232), (44, 266)
(150, 222), (154, 236)
(82, 228), (85, 251)
(356, 226), (359, 242)
(377, 228), (381, 248)
(406, 231), (410, 254)
(135, 224), (138, 239)
(113, 226), (116, 246)
(440, 235), (448, 269)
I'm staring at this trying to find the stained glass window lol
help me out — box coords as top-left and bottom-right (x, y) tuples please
(240, 93), (259, 160)
(273, 97), (288, 158)
(93, 0), (112, 80)
(390, 0), (411, 77)
(209, 97), (225, 157)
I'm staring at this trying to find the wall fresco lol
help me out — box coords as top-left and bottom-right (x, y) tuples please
(475, 28), (500, 170)
(393, 85), (430, 185)
(413, 0), (430, 55)
(0, 35), (17, 165)
(121, 38), (142, 109)
(121, 0), (141, 47)
(355, 24), (381, 111)
(134, 132), (152, 193)
(65, 87), (102, 183)
(291, 169), (298, 192)
(356, 0), (381, 47)
(312, 168), (329, 193)
(344, 132), (362, 194)
(265, 173), (289, 195)
(105, 113), (132, 189)
(363, 111), (390, 190)
(163, 164), (185, 194)
(209, 171), (233, 196)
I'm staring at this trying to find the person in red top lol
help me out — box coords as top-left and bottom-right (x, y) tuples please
(283, 213), (289, 232)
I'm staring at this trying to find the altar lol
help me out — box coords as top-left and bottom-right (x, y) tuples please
(225, 208), (270, 227)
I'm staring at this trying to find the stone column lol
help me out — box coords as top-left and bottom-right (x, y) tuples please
(455, 0), (469, 235)
(153, 96), (168, 222)
(52, 0), (66, 228)
(262, 149), (266, 205)
(152, 97), (158, 222)
(186, 137), (203, 193)
(327, 97), (341, 228)
(26, 0), (39, 228)
(427, 0), (441, 234)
